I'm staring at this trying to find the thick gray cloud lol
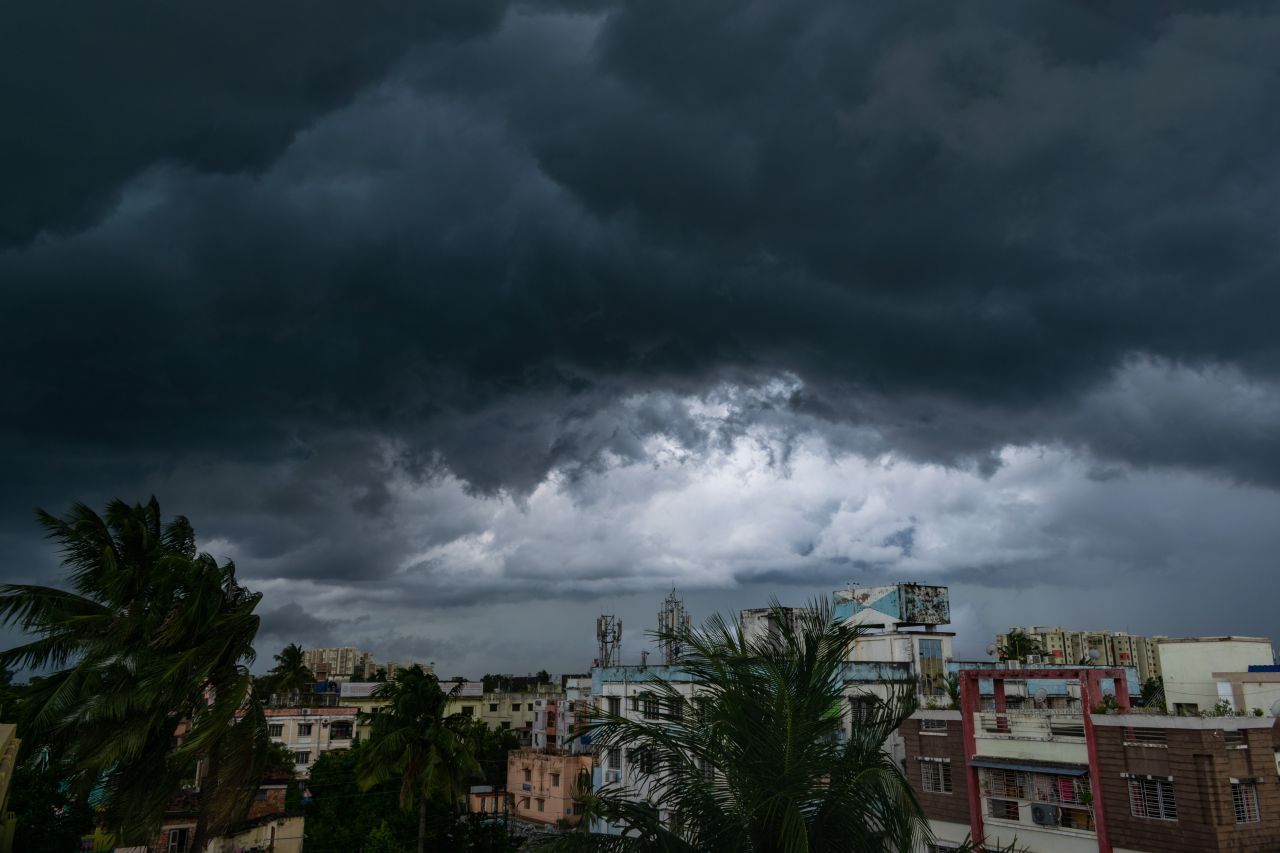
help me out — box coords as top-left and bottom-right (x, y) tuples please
(3, 2), (1279, 673)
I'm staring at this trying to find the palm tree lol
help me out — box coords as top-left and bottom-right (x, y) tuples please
(995, 630), (1042, 663)
(357, 664), (481, 853)
(543, 599), (928, 853)
(0, 498), (270, 848)
(268, 643), (314, 705)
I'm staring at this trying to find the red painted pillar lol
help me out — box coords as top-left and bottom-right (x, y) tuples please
(993, 674), (1008, 732)
(1081, 670), (1112, 853)
(960, 671), (984, 849)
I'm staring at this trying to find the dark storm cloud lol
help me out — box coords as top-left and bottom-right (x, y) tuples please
(3, 0), (1280, 654)
(0, 0), (507, 245)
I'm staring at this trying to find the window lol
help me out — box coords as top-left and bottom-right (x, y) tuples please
(167, 827), (190, 853)
(551, 773), (560, 787)
(640, 693), (659, 720)
(461, 705), (475, 717)
(849, 697), (878, 727)
(606, 696), (621, 716)
(694, 697), (713, 724)
(921, 719), (948, 732)
(1224, 729), (1245, 747)
(512, 703), (520, 712)
(537, 798), (545, 812)
(520, 797), (530, 810)
(330, 721), (353, 739)
(1128, 778), (1177, 821)
(920, 760), (952, 794)
(524, 769), (532, 783)
(297, 723), (313, 737)
(293, 751), (311, 765)
(501, 721), (511, 730)
(629, 747), (655, 775)
(527, 703), (534, 711)
(268, 724), (283, 738)
(1124, 726), (1167, 745)
(667, 697), (684, 720)
(987, 798), (1019, 820)
(607, 747), (621, 769)
(1232, 782), (1260, 823)
(489, 703), (498, 712)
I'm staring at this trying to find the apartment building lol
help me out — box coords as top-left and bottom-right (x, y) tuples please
(1157, 636), (1275, 715)
(508, 748), (592, 826)
(902, 666), (1280, 852)
(835, 583), (955, 699)
(301, 646), (374, 681)
(264, 706), (357, 777)
(996, 628), (1165, 684)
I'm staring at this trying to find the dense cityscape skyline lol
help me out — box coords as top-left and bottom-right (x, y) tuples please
(5, 2), (1280, 677)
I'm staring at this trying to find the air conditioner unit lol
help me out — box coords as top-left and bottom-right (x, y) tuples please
(604, 769), (621, 784)
(1030, 803), (1059, 826)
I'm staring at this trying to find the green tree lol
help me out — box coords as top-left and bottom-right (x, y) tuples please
(462, 717), (520, 788)
(0, 498), (271, 849)
(9, 757), (95, 853)
(944, 673), (961, 709)
(268, 643), (314, 705)
(358, 664), (481, 853)
(1139, 677), (1165, 711)
(543, 599), (928, 853)
(996, 630), (1042, 662)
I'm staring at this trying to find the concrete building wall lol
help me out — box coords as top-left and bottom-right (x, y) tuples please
(508, 749), (592, 826)
(1158, 637), (1275, 715)
(264, 707), (356, 776)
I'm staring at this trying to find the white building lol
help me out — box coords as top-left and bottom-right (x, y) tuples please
(1156, 636), (1274, 715)
(264, 706), (357, 776)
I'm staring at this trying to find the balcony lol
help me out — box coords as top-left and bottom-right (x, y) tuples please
(973, 710), (1089, 765)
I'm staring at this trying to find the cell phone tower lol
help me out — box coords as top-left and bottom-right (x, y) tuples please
(596, 614), (622, 668)
(657, 588), (692, 665)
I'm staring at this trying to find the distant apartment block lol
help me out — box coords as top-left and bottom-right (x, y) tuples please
(902, 665), (1280, 852)
(996, 627), (1165, 683)
(302, 646), (374, 681)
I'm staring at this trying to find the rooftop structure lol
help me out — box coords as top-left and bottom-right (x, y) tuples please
(903, 665), (1280, 852)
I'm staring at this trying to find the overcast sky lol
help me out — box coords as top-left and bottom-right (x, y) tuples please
(4, 1), (1279, 676)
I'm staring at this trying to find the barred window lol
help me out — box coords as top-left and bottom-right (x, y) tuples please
(1233, 782), (1260, 824)
(1223, 729), (1245, 747)
(1128, 778), (1177, 821)
(849, 697), (878, 727)
(607, 747), (621, 769)
(640, 692), (660, 721)
(921, 718), (948, 732)
(920, 761), (952, 794)
(267, 724), (283, 738)
(982, 769), (1028, 800)
(1123, 726), (1167, 744)
(987, 798), (1019, 820)
(666, 696), (685, 720)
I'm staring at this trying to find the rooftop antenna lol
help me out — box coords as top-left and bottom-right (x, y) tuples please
(657, 588), (692, 665)
(596, 614), (622, 668)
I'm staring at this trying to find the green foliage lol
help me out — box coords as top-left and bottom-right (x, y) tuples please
(540, 599), (928, 853)
(306, 744), (522, 853)
(9, 759), (95, 853)
(269, 643), (315, 704)
(366, 820), (409, 853)
(358, 665), (482, 853)
(996, 630), (1042, 662)
(945, 673), (961, 709)
(0, 498), (271, 846)
(463, 717), (521, 788)
(305, 743), (415, 852)
(1138, 676), (1165, 711)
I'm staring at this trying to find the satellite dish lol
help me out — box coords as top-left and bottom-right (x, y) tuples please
(986, 643), (997, 657)
(1270, 699), (1280, 718)
(1035, 688), (1048, 707)
(1088, 649), (1101, 662)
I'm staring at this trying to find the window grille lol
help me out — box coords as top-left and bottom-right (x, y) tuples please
(1032, 773), (1089, 806)
(1128, 778), (1177, 821)
(640, 693), (660, 720)
(921, 718), (948, 732)
(1124, 726), (1167, 744)
(981, 769), (1028, 800)
(1232, 782), (1260, 824)
(1223, 729), (1245, 747)
(987, 798), (1019, 820)
(921, 761), (952, 793)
